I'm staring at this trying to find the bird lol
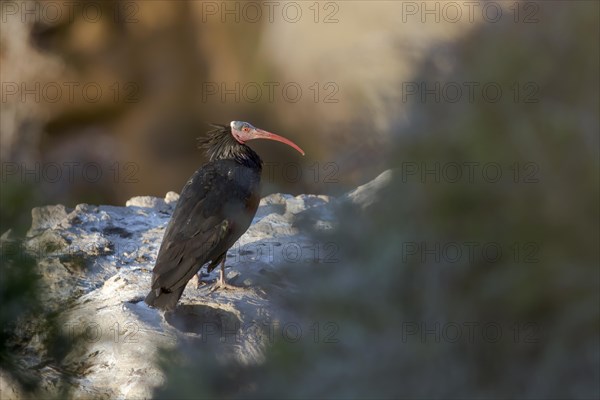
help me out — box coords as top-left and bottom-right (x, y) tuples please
(144, 121), (305, 311)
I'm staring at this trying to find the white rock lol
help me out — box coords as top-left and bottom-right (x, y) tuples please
(8, 171), (391, 398)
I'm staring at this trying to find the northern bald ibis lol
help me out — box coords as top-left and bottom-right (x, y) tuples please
(145, 121), (304, 311)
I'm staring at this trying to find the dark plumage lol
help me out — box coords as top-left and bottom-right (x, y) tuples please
(145, 121), (304, 311)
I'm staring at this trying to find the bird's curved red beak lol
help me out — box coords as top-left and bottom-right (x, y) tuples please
(249, 128), (305, 156)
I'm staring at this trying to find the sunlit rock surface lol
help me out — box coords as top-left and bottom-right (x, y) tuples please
(2, 172), (387, 399)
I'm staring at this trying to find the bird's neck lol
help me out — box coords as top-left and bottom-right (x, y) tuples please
(199, 125), (262, 170)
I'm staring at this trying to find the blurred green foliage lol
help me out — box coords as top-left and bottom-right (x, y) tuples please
(0, 180), (35, 237)
(0, 240), (42, 393)
(0, 200), (81, 398)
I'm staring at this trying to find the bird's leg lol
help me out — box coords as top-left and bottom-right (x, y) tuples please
(194, 269), (209, 289)
(209, 257), (238, 292)
(192, 273), (201, 288)
(219, 258), (227, 286)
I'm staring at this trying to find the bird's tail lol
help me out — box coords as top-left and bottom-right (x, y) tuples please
(144, 286), (186, 311)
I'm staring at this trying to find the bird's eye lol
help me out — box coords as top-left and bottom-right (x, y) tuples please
(243, 127), (250, 132)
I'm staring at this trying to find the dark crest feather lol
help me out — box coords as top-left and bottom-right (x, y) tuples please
(197, 123), (262, 169)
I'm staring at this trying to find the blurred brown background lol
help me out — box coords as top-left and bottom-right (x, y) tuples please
(1, 0), (473, 231)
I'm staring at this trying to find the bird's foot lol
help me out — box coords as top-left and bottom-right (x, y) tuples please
(194, 271), (211, 289)
(208, 262), (241, 292)
(208, 279), (239, 293)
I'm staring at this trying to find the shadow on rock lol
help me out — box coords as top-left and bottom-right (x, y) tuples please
(164, 305), (241, 341)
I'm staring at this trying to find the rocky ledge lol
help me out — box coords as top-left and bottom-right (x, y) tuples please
(0, 171), (391, 400)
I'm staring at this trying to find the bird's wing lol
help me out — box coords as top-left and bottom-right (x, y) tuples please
(150, 162), (256, 291)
